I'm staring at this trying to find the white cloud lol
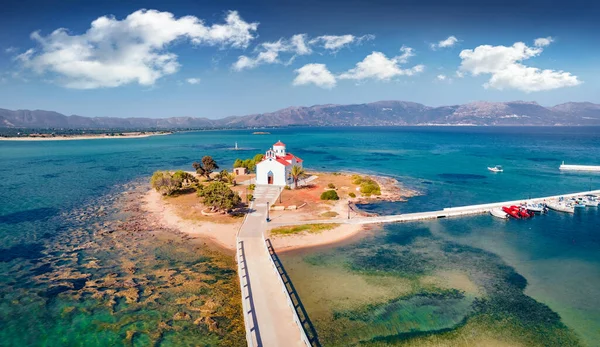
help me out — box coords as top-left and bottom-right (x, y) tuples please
(459, 38), (581, 92)
(309, 34), (374, 51)
(5, 47), (17, 54)
(534, 36), (553, 47)
(186, 77), (201, 84)
(233, 34), (311, 71)
(431, 36), (458, 50)
(338, 47), (424, 81)
(293, 63), (336, 89)
(233, 33), (374, 71)
(436, 74), (447, 81)
(17, 10), (258, 89)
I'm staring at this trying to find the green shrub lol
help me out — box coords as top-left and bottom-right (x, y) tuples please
(247, 194), (254, 201)
(320, 190), (340, 201)
(327, 183), (336, 189)
(248, 184), (256, 191)
(284, 185), (291, 190)
(360, 179), (381, 196)
(349, 192), (356, 198)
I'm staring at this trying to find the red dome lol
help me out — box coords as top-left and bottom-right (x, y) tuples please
(273, 141), (285, 146)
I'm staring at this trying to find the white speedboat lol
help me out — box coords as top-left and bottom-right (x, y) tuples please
(546, 201), (575, 213)
(583, 195), (599, 207)
(488, 165), (503, 173)
(490, 208), (509, 219)
(525, 202), (547, 213)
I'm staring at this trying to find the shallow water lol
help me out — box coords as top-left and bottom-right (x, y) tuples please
(1, 126), (600, 345)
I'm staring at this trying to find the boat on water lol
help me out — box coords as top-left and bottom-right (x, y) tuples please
(546, 201), (575, 213)
(488, 165), (503, 173)
(584, 195), (599, 207)
(502, 205), (532, 219)
(490, 208), (509, 219)
(524, 202), (547, 213)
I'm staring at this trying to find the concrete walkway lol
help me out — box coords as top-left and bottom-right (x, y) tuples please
(238, 185), (304, 347)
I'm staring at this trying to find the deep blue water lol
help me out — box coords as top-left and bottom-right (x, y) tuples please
(1, 126), (600, 345)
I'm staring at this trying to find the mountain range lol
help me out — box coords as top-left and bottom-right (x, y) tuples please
(2, 100), (600, 129)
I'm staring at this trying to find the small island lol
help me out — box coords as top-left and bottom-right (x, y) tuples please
(142, 141), (417, 253)
(251, 131), (271, 135)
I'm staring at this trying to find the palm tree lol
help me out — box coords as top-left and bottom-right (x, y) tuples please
(290, 165), (306, 189)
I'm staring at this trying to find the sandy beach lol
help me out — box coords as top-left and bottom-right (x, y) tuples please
(142, 189), (240, 251)
(0, 132), (171, 141)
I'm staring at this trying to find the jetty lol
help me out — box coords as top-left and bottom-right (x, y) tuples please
(270, 189), (600, 228)
(559, 162), (600, 172)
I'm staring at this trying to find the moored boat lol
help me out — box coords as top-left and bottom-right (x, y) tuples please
(546, 201), (575, 213)
(490, 208), (509, 219)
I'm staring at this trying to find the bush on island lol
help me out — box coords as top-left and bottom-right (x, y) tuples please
(320, 190), (340, 201)
(248, 184), (256, 191)
(197, 181), (241, 212)
(327, 183), (336, 189)
(349, 192), (356, 198)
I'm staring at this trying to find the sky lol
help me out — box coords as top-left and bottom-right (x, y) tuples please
(0, 0), (599, 119)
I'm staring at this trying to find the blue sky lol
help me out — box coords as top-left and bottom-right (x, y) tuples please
(0, 0), (598, 119)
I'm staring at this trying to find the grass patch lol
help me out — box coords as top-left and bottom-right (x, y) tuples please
(320, 211), (339, 218)
(271, 223), (340, 236)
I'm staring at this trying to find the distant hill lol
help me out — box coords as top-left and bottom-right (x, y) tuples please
(2, 100), (600, 130)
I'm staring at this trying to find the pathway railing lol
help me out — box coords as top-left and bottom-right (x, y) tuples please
(262, 233), (321, 347)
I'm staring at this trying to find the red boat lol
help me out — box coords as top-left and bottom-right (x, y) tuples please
(502, 206), (521, 219)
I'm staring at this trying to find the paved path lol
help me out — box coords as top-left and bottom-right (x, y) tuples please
(238, 185), (304, 347)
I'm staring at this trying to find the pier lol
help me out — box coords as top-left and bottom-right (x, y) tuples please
(270, 189), (600, 227)
(559, 162), (600, 172)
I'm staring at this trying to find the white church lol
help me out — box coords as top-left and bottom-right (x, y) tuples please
(255, 141), (303, 186)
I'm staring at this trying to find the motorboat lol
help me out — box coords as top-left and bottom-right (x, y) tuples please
(488, 165), (503, 173)
(502, 206), (521, 219)
(524, 202), (547, 213)
(546, 201), (575, 213)
(490, 208), (509, 219)
(584, 195), (599, 207)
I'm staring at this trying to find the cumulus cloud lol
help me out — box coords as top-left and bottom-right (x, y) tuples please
(436, 74), (447, 81)
(430, 36), (458, 50)
(233, 34), (311, 71)
(17, 10), (258, 89)
(233, 33), (373, 71)
(186, 78), (201, 84)
(5, 47), (17, 54)
(293, 63), (336, 89)
(459, 38), (581, 92)
(534, 36), (554, 47)
(338, 47), (424, 81)
(309, 34), (374, 51)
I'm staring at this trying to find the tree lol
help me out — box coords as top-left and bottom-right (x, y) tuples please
(217, 169), (234, 184)
(233, 153), (265, 173)
(192, 156), (219, 180)
(150, 171), (181, 196)
(198, 181), (241, 212)
(320, 190), (339, 200)
(290, 165), (306, 189)
(173, 170), (198, 187)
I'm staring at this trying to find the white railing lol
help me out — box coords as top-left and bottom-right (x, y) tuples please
(261, 231), (313, 347)
(236, 202), (258, 347)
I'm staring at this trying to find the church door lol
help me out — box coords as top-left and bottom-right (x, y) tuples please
(267, 171), (274, 185)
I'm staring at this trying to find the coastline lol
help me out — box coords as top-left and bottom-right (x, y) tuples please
(0, 132), (171, 141)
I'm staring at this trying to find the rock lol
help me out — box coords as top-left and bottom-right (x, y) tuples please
(173, 312), (191, 321)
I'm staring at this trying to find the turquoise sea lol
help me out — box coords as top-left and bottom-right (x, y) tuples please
(1, 127), (600, 346)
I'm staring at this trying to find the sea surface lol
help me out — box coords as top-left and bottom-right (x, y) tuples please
(1, 126), (600, 346)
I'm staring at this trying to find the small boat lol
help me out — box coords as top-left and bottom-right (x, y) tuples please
(488, 165), (503, 173)
(524, 202), (547, 213)
(502, 206), (521, 219)
(584, 195), (599, 207)
(546, 201), (575, 213)
(490, 208), (509, 219)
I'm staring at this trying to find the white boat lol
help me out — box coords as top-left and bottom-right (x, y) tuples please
(488, 165), (503, 173)
(546, 201), (575, 213)
(489, 208), (509, 219)
(525, 202), (546, 213)
(583, 195), (599, 207)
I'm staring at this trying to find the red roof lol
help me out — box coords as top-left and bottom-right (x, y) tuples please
(282, 153), (303, 163)
(273, 141), (285, 147)
(276, 158), (291, 166)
